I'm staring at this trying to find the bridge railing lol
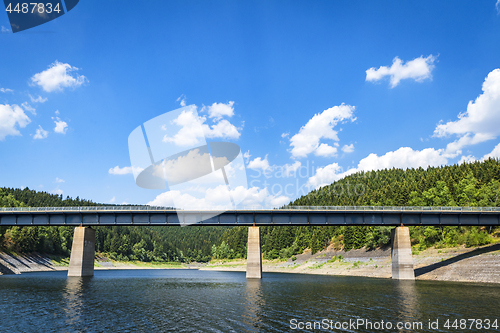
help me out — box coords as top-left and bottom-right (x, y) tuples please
(1, 206), (500, 212)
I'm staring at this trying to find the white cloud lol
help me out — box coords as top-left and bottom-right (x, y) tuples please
(203, 119), (240, 139)
(1, 26), (10, 33)
(51, 188), (63, 195)
(314, 143), (338, 157)
(289, 104), (355, 158)
(31, 61), (87, 92)
(21, 102), (36, 115)
(176, 94), (187, 107)
(482, 142), (500, 160)
(202, 101), (235, 119)
(108, 166), (144, 175)
(282, 161), (302, 177)
(497, 0), (500, 13)
(55, 177), (65, 183)
(147, 185), (289, 209)
(342, 143), (355, 153)
(0, 88), (13, 93)
(307, 146), (448, 189)
(281, 132), (289, 138)
(434, 68), (500, 155)
(109, 196), (116, 203)
(247, 155), (271, 172)
(53, 117), (68, 134)
(243, 150), (251, 163)
(163, 108), (241, 146)
(29, 95), (47, 103)
(33, 125), (48, 140)
(358, 147), (447, 171)
(366, 55), (436, 88)
(458, 155), (476, 164)
(306, 163), (358, 189)
(0, 104), (31, 140)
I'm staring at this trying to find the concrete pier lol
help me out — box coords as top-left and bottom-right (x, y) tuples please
(391, 226), (415, 280)
(68, 227), (95, 277)
(246, 227), (262, 279)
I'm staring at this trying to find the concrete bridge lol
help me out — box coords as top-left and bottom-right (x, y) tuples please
(1, 206), (499, 280)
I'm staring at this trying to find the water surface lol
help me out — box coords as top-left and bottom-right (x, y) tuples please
(0, 270), (499, 332)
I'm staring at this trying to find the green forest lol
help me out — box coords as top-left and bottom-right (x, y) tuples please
(0, 187), (226, 262)
(1, 159), (500, 262)
(212, 158), (500, 260)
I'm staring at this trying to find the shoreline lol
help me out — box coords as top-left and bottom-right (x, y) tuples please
(2, 243), (499, 283)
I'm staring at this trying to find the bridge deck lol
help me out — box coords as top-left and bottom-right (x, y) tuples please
(0, 206), (499, 226)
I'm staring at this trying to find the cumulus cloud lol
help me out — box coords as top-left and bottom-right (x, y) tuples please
(204, 119), (240, 139)
(358, 147), (447, 171)
(281, 161), (302, 177)
(482, 142), (500, 160)
(366, 55), (436, 88)
(163, 108), (241, 146)
(29, 95), (47, 103)
(434, 68), (500, 155)
(314, 143), (338, 157)
(55, 177), (65, 183)
(53, 117), (68, 134)
(33, 125), (48, 139)
(307, 146), (448, 189)
(202, 101), (235, 119)
(247, 155), (271, 172)
(51, 188), (63, 195)
(306, 163), (358, 189)
(0, 88), (13, 93)
(147, 185), (289, 209)
(342, 143), (355, 153)
(289, 104), (355, 158)
(109, 166), (144, 175)
(31, 61), (87, 92)
(0, 104), (31, 140)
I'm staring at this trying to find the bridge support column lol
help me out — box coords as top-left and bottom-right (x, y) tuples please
(391, 226), (414, 280)
(68, 227), (95, 277)
(246, 227), (262, 279)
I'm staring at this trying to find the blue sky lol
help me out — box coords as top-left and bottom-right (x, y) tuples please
(1, 1), (500, 208)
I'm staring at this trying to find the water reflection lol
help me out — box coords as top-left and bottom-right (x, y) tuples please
(241, 279), (264, 331)
(62, 277), (91, 328)
(394, 280), (419, 332)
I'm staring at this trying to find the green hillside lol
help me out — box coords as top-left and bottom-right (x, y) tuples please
(2, 159), (500, 262)
(0, 187), (225, 262)
(214, 159), (500, 259)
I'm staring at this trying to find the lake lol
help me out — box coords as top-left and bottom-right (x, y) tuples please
(0, 269), (499, 332)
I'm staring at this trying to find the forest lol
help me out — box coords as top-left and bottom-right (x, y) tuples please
(1, 158), (500, 262)
(212, 158), (500, 259)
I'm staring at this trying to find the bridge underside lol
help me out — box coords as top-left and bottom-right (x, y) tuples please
(66, 225), (415, 280)
(1, 209), (499, 226)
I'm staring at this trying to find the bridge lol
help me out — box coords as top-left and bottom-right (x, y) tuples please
(1, 206), (499, 280)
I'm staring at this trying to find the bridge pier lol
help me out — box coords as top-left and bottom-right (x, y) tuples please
(246, 227), (262, 279)
(391, 226), (415, 280)
(68, 227), (95, 277)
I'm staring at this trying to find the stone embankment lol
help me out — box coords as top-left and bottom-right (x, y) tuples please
(202, 243), (500, 284)
(2, 243), (499, 283)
